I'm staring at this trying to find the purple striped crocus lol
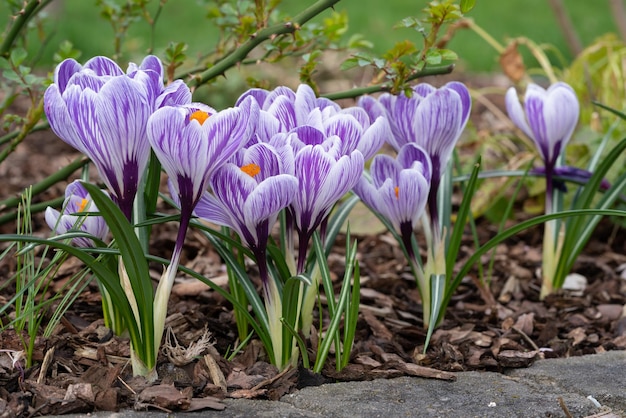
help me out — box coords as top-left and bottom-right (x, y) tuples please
(287, 126), (365, 272)
(45, 180), (109, 248)
(505, 82), (580, 299)
(354, 143), (432, 317)
(505, 82), (579, 208)
(378, 82), (471, 232)
(354, 143), (431, 256)
(44, 55), (191, 220)
(237, 85), (390, 160)
(147, 97), (259, 352)
(194, 140), (298, 279)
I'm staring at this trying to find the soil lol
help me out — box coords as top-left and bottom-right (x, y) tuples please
(0, 80), (625, 417)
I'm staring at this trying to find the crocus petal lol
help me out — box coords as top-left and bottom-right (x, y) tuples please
(543, 83), (579, 163)
(236, 87), (270, 107)
(505, 87), (534, 140)
(54, 59), (82, 93)
(263, 86), (296, 111)
(243, 174), (298, 226)
(194, 191), (237, 228)
(156, 79), (192, 108)
(413, 88), (464, 178)
(212, 164), (255, 217)
(397, 143), (432, 182)
(295, 84), (318, 125)
(44, 85), (86, 152)
(445, 81), (471, 126)
(358, 116), (391, 161)
(266, 95), (297, 131)
(83, 56), (124, 77)
(369, 154), (401, 188)
(324, 114), (363, 155)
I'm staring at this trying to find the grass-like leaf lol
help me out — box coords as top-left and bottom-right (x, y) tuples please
(81, 182), (155, 368)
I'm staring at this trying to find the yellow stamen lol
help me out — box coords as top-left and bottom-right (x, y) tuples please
(78, 198), (89, 212)
(189, 110), (210, 125)
(394, 186), (400, 199)
(240, 163), (261, 177)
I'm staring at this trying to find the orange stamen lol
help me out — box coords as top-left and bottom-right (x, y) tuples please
(394, 186), (400, 199)
(240, 163), (261, 177)
(189, 110), (210, 125)
(78, 198), (89, 212)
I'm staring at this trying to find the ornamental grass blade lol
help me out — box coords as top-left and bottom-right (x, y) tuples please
(313, 229), (358, 373)
(555, 136), (626, 290)
(445, 157), (481, 283)
(281, 274), (311, 368)
(0, 234), (142, 354)
(448, 209), (626, 312)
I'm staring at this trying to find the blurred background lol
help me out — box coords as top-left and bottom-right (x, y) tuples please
(1, 0), (623, 73)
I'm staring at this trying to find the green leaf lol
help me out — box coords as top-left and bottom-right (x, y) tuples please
(9, 47), (27, 66)
(460, 0), (476, 14)
(445, 157), (481, 281)
(81, 182), (155, 367)
(424, 274), (446, 351)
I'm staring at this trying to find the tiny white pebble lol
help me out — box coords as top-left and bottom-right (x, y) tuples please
(488, 402), (497, 408)
(587, 395), (601, 408)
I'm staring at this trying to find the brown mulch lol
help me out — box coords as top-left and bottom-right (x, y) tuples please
(0, 89), (625, 416)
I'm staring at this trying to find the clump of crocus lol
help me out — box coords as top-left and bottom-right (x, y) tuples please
(194, 137), (298, 367)
(44, 55), (191, 220)
(45, 180), (109, 248)
(239, 84), (387, 271)
(147, 97), (260, 359)
(506, 82), (580, 298)
(366, 82), (471, 328)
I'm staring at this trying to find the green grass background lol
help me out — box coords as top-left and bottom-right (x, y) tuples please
(3, 0), (622, 72)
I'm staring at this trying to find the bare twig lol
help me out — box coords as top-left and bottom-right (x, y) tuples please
(609, 0), (626, 43)
(322, 64), (455, 101)
(188, 0), (341, 89)
(546, 0), (583, 56)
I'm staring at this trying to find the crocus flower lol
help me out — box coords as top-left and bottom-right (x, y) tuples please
(147, 97), (259, 356)
(354, 143), (431, 251)
(193, 139), (298, 368)
(44, 55), (191, 219)
(237, 85), (390, 160)
(45, 180), (109, 248)
(505, 82), (579, 171)
(378, 82), (471, 230)
(506, 82), (580, 300)
(354, 143), (434, 323)
(194, 140), (298, 268)
(287, 126), (364, 272)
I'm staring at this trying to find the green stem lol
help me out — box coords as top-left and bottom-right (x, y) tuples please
(0, 100), (44, 165)
(0, 122), (49, 146)
(322, 64), (455, 100)
(0, 0), (48, 57)
(187, 0), (341, 88)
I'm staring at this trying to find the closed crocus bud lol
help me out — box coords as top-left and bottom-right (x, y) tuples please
(505, 82), (579, 169)
(45, 180), (109, 248)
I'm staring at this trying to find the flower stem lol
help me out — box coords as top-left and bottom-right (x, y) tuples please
(153, 211), (190, 358)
